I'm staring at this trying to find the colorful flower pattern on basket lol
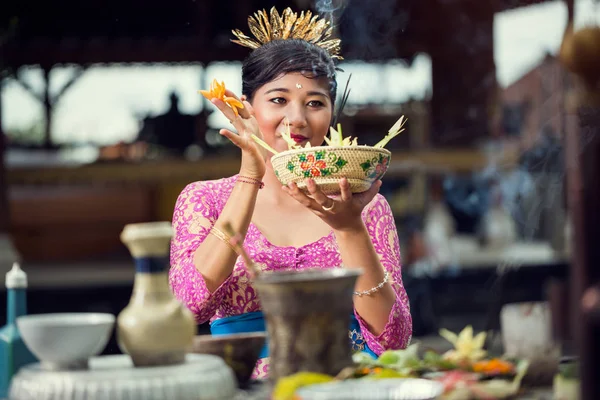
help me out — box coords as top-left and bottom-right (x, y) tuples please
(287, 150), (348, 178)
(360, 152), (391, 180)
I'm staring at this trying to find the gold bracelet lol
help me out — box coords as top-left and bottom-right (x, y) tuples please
(209, 226), (236, 252)
(353, 271), (390, 297)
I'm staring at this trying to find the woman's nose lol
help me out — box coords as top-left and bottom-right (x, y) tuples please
(286, 105), (308, 128)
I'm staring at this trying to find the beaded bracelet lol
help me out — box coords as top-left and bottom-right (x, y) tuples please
(353, 271), (390, 297)
(209, 226), (236, 252)
(236, 175), (265, 189)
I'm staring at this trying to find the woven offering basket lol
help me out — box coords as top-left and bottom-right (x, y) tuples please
(271, 146), (392, 194)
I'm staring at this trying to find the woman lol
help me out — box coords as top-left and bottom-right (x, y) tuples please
(169, 7), (412, 378)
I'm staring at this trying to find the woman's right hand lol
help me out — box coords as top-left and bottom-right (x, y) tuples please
(212, 90), (266, 180)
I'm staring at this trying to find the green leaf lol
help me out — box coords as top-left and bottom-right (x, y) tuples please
(378, 351), (400, 366)
(335, 158), (348, 168)
(559, 362), (579, 379)
(360, 161), (372, 171)
(423, 351), (442, 364)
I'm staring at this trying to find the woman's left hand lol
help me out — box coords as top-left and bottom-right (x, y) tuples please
(283, 178), (382, 232)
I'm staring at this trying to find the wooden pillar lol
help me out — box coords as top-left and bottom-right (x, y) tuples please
(42, 66), (53, 149)
(559, 0), (600, 391)
(427, 0), (497, 147)
(565, 104), (600, 400)
(0, 78), (8, 233)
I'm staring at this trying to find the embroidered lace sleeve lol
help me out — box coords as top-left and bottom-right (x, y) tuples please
(355, 194), (413, 354)
(169, 181), (231, 324)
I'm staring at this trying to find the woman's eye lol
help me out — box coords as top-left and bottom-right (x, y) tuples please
(308, 100), (325, 107)
(270, 97), (286, 104)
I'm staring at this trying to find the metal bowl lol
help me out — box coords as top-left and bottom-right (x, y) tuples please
(189, 332), (267, 387)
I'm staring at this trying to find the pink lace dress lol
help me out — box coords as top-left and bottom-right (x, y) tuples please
(169, 176), (412, 378)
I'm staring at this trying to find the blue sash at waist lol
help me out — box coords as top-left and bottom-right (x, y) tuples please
(210, 311), (377, 359)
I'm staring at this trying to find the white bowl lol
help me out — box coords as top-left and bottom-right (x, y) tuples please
(17, 312), (115, 370)
(295, 378), (445, 400)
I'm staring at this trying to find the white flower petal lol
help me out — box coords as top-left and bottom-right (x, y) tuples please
(439, 328), (459, 345)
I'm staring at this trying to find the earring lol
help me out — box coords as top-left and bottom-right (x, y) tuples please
(295, 83), (302, 89)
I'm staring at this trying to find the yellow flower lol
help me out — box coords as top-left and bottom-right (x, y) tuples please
(198, 79), (244, 117)
(439, 325), (487, 363)
(272, 372), (335, 400)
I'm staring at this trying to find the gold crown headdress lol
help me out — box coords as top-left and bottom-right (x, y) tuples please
(231, 7), (342, 60)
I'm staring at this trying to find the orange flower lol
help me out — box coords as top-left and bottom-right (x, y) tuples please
(472, 358), (515, 375)
(198, 79), (244, 117)
(300, 154), (326, 177)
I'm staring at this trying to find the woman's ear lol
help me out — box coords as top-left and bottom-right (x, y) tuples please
(241, 95), (247, 102)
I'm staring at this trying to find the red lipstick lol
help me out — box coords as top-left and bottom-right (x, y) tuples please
(290, 133), (307, 143)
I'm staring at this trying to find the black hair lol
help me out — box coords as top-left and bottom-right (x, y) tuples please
(241, 39), (339, 107)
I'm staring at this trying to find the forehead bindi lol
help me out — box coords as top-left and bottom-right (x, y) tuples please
(260, 74), (329, 97)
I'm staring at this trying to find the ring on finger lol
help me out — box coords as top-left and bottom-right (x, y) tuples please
(322, 200), (335, 212)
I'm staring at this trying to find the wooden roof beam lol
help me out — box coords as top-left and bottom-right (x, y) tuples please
(0, 37), (247, 68)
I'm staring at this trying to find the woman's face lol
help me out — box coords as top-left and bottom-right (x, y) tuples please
(250, 72), (333, 153)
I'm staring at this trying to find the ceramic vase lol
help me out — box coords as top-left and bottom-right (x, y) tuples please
(500, 302), (557, 359)
(554, 373), (580, 400)
(253, 268), (362, 382)
(117, 222), (196, 367)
